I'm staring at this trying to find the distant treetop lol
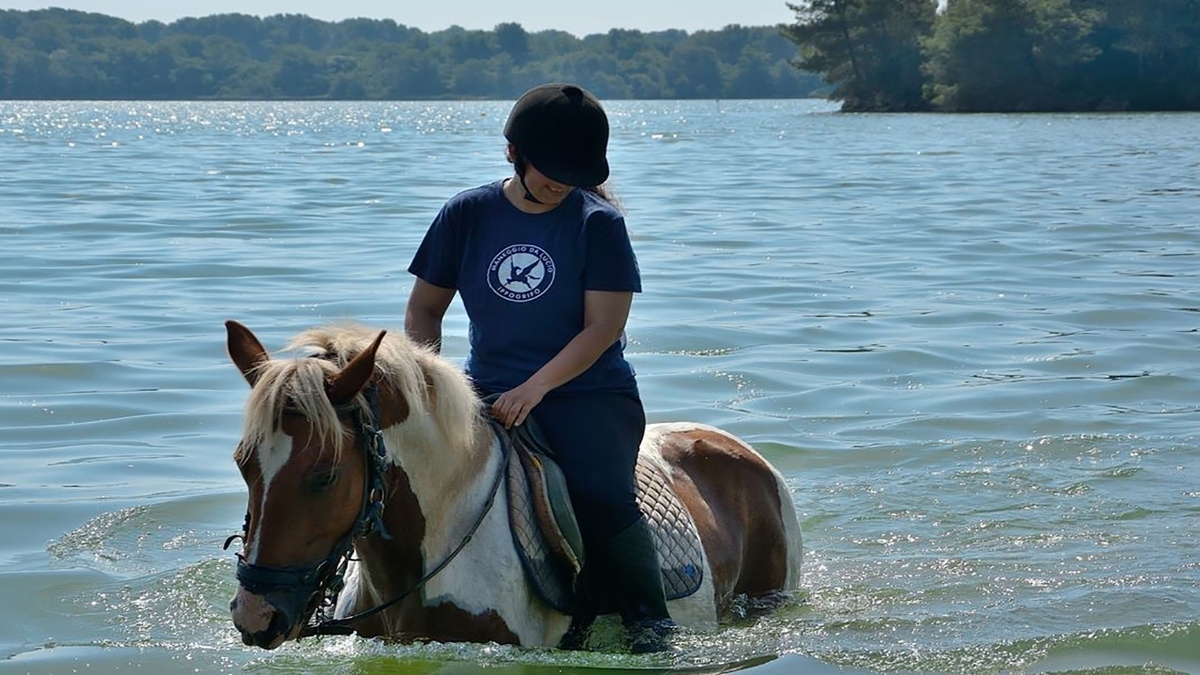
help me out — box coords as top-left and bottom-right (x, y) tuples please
(781, 0), (1200, 112)
(0, 9), (823, 100)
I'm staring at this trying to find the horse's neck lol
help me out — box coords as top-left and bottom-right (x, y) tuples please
(349, 419), (502, 622)
(353, 420), (563, 643)
(379, 416), (501, 565)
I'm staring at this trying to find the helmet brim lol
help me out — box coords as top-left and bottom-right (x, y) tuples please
(526, 153), (609, 188)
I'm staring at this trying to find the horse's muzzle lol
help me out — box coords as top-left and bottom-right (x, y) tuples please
(230, 586), (308, 649)
(229, 552), (334, 648)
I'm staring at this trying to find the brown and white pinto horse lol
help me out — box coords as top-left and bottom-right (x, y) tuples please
(224, 320), (802, 650)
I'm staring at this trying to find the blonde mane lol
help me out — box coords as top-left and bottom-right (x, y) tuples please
(238, 323), (485, 463)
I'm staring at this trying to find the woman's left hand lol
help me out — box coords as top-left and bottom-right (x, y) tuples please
(491, 381), (549, 429)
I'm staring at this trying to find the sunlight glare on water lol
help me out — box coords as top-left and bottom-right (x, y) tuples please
(1, 100), (1198, 674)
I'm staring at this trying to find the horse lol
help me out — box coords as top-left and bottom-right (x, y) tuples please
(223, 320), (803, 650)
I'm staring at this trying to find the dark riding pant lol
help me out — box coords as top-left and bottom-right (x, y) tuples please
(486, 387), (673, 646)
(468, 386), (646, 543)
(527, 390), (646, 542)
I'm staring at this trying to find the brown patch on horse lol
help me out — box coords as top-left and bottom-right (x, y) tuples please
(657, 428), (790, 613)
(396, 603), (522, 645)
(375, 379), (410, 429)
(339, 380), (426, 638)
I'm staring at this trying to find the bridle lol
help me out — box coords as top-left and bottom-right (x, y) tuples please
(224, 382), (391, 635)
(225, 381), (511, 638)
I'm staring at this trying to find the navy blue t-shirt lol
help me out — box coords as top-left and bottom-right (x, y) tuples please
(408, 180), (641, 394)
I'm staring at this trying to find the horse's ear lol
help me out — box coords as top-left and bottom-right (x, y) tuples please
(327, 331), (386, 407)
(226, 320), (269, 387)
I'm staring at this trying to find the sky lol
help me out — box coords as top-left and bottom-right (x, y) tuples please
(0, 0), (798, 36)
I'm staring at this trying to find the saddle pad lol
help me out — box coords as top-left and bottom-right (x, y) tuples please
(634, 458), (706, 600)
(506, 445), (580, 613)
(506, 440), (706, 613)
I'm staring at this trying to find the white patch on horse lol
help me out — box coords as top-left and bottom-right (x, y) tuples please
(247, 431), (293, 561)
(335, 559), (379, 620)
(391, 429), (570, 645)
(777, 477), (805, 590)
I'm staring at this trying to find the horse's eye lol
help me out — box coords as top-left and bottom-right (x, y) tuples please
(307, 469), (339, 493)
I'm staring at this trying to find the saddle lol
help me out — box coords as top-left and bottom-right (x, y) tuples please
(498, 420), (706, 614)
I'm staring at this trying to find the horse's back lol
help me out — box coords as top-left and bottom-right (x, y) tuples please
(641, 422), (802, 614)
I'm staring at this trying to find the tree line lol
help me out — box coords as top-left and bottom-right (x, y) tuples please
(782, 0), (1200, 112)
(0, 8), (823, 100)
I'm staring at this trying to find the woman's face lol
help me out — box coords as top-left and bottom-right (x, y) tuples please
(507, 144), (573, 206)
(520, 162), (573, 206)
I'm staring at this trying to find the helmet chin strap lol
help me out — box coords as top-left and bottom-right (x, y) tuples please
(512, 152), (545, 204)
(513, 164), (547, 201)
(518, 173), (544, 204)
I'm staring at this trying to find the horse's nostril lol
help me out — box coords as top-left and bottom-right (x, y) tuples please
(229, 596), (239, 611)
(268, 610), (291, 643)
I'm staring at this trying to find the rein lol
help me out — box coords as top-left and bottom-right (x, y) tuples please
(225, 379), (512, 639)
(303, 418), (511, 637)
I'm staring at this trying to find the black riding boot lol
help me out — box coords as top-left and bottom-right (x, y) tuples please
(597, 516), (678, 653)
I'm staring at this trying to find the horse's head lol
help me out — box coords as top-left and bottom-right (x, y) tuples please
(223, 320), (397, 649)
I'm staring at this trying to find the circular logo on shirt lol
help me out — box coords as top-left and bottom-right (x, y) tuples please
(488, 244), (556, 303)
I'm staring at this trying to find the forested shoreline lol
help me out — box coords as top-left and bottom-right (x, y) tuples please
(3, 3), (1196, 110)
(0, 8), (821, 101)
(783, 0), (1200, 112)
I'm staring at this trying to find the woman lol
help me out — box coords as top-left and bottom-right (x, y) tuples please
(404, 83), (674, 652)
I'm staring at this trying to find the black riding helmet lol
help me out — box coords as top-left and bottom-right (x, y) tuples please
(504, 83), (610, 188)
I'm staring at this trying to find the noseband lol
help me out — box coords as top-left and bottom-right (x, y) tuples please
(224, 383), (392, 634)
(225, 380), (512, 638)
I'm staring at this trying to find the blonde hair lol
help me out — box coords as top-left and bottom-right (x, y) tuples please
(237, 323), (485, 464)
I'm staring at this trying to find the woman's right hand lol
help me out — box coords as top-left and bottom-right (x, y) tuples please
(490, 380), (550, 429)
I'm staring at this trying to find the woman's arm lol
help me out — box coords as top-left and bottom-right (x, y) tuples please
(490, 289), (633, 428)
(404, 278), (457, 353)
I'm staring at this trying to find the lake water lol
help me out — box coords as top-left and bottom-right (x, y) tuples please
(1, 99), (1197, 675)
